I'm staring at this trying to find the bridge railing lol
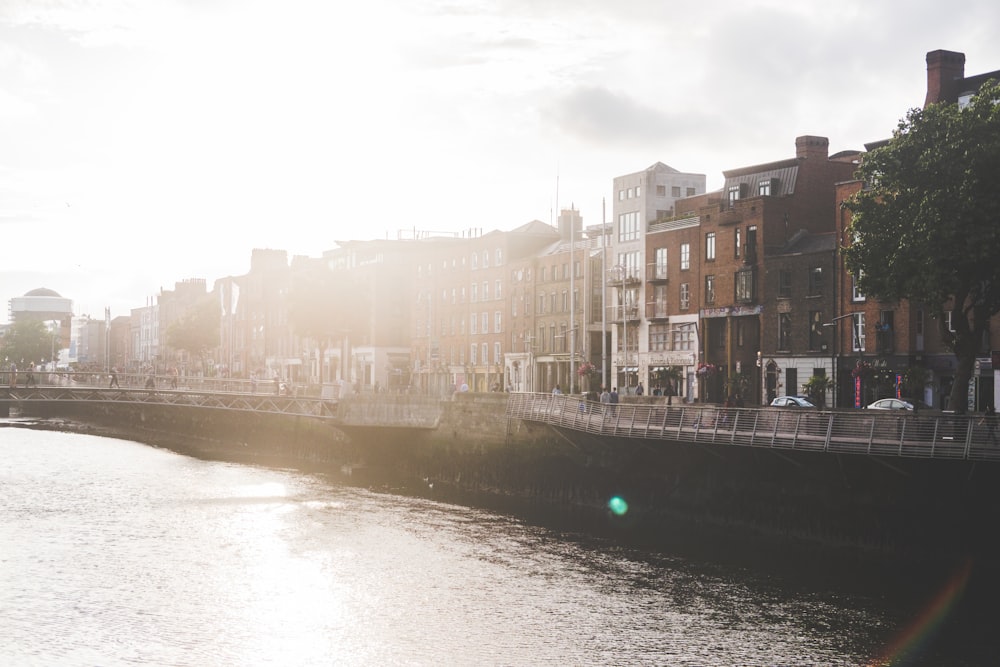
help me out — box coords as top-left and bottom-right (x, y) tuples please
(506, 393), (1000, 463)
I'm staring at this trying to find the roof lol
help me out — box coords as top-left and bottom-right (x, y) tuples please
(24, 287), (62, 297)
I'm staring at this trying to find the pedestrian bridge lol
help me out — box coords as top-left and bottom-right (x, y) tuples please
(2, 383), (443, 429)
(506, 393), (1000, 464)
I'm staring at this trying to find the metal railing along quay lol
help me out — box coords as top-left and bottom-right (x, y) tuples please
(3, 385), (338, 420)
(506, 393), (1000, 463)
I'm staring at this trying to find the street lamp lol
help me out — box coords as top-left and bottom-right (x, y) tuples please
(823, 312), (862, 408)
(610, 263), (629, 394)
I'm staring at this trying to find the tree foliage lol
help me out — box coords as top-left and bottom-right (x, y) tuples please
(1, 319), (58, 367)
(843, 79), (1000, 412)
(166, 296), (221, 363)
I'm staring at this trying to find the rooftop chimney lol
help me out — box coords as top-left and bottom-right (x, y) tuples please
(795, 135), (829, 160)
(925, 49), (966, 106)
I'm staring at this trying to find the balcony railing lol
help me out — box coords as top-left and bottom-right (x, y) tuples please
(646, 263), (668, 282)
(646, 301), (669, 320)
(608, 305), (641, 322)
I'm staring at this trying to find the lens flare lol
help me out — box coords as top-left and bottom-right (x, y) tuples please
(607, 495), (628, 516)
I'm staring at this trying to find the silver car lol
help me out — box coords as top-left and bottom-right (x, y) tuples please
(866, 398), (915, 411)
(770, 396), (815, 408)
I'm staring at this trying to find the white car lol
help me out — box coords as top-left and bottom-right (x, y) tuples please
(770, 396), (815, 408)
(866, 398), (915, 411)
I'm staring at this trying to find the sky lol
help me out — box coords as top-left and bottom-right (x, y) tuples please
(2, 0), (1000, 323)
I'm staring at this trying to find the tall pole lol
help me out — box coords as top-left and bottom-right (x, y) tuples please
(570, 208), (576, 394)
(601, 198), (608, 392)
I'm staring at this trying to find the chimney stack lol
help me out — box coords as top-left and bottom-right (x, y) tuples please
(795, 135), (829, 160)
(925, 49), (966, 106)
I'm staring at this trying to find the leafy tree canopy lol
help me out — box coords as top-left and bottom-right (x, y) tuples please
(166, 296), (221, 361)
(1, 319), (58, 367)
(843, 78), (1000, 411)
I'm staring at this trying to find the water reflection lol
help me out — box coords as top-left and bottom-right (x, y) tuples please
(0, 428), (991, 665)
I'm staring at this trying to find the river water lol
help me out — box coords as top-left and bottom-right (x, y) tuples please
(0, 427), (992, 666)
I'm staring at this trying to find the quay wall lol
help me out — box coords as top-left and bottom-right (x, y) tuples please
(11, 393), (1000, 563)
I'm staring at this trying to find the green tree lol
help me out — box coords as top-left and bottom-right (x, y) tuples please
(843, 78), (1000, 413)
(166, 296), (221, 372)
(1, 319), (58, 368)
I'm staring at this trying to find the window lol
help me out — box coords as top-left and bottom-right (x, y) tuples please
(705, 232), (716, 260)
(540, 267), (546, 282)
(494, 342), (501, 364)
(618, 189), (625, 201)
(671, 185), (681, 197)
(654, 247), (668, 279)
(746, 225), (757, 262)
(877, 310), (893, 354)
(471, 253), (478, 269)
(495, 248), (503, 266)
(778, 269), (792, 298)
(561, 290), (568, 312)
(481, 312), (489, 334)
(853, 313), (866, 352)
(649, 323), (670, 351)
(537, 293), (545, 314)
(562, 263), (569, 279)
(680, 283), (690, 310)
(735, 227), (741, 258)
(758, 179), (771, 196)
(704, 275), (715, 305)
(627, 187), (634, 198)
(657, 185), (666, 196)
(481, 343), (488, 365)
(482, 281), (489, 301)
(495, 311), (502, 333)
(728, 184), (741, 207)
(809, 311), (823, 350)
(511, 294), (517, 317)
(735, 268), (755, 303)
(779, 313), (792, 351)
(471, 283), (478, 302)
(635, 186), (641, 197)
(482, 251), (489, 268)
(672, 325), (693, 351)
(549, 291), (557, 314)
(495, 280), (502, 300)
(808, 266), (824, 297)
(470, 313), (477, 334)
(470, 344), (477, 365)
(851, 271), (866, 302)
(618, 211), (640, 242)
(680, 243), (690, 271)
(686, 187), (696, 197)
(651, 284), (668, 318)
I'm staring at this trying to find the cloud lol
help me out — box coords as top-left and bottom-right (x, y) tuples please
(539, 85), (712, 148)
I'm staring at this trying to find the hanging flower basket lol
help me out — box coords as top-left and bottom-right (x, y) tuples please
(577, 361), (597, 377)
(696, 363), (719, 377)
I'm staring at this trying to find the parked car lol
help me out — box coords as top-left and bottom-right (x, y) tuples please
(866, 398), (916, 411)
(770, 395), (815, 408)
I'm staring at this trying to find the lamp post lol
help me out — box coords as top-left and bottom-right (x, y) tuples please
(610, 263), (628, 394)
(823, 312), (862, 408)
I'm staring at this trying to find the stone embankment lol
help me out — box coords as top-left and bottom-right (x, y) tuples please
(7, 392), (1000, 564)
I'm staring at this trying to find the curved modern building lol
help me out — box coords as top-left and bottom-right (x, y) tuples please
(8, 288), (73, 323)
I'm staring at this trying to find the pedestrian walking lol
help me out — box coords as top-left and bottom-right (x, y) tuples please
(109, 367), (120, 388)
(979, 404), (998, 445)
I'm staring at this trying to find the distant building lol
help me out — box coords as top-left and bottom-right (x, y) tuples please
(8, 287), (73, 324)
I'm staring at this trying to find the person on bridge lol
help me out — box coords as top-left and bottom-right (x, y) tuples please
(609, 387), (619, 416)
(109, 367), (120, 388)
(24, 363), (36, 387)
(978, 404), (998, 446)
(552, 384), (562, 395)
